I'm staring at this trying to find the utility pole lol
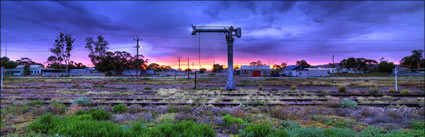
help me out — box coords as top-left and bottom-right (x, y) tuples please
(187, 57), (190, 79)
(1, 43), (3, 91)
(332, 55), (335, 76)
(178, 57), (181, 71)
(198, 33), (201, 70)
(134, 36), (142, 79)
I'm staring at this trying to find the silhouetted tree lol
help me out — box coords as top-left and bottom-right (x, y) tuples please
(50, 32), (74, 73)
(272, 64), (282, 70)
(0, 57), (18, 69)
(250, 60), (265, 66)
(16, 57), (43, 66)
(85, 35), (109, 67)
(212, 64), (224, 72)
(377, 60), (395, 73)
(400, 50), (424, 69)
(281, 62), (287, 68)
(340, 57), (377, 73)
(96, 51), (146, 75)
(199, 68), (207, 73)
(296, 60), (310, 69)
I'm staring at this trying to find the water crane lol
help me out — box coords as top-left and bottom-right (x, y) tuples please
(191, 25), (242, 90)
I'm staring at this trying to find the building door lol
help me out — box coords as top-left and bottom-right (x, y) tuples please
(252, 71), (261, 77)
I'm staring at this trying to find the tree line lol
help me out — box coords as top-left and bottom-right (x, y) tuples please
(246, 49), (424, 73)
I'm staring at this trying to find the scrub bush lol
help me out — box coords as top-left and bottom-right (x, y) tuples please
(75, 109), (111, 121)
(366, 87), (381, 96)
(72, 97), (93, 106)
(223, 114), (244, 126)
(339, 98), (358, 109)
(279, 120), (302, 130)
(47, 101), (66, 114)
(158, 113), (176, 123)
(113, 104), (128, 113)
(338, 86), (346, 93)
(400, 89), (411, 95)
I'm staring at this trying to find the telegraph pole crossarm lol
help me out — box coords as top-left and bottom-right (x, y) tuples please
(191, 25), (242, 90)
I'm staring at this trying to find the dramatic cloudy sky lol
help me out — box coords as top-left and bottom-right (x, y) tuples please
(1, 1), (424, 68)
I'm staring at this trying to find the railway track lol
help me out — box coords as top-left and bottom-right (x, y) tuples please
(1, 95), (422, 107)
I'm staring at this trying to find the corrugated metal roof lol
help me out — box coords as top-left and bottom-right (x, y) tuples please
(283, 65), (301, 70)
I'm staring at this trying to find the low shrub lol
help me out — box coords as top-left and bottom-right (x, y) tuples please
(223, 114), (244, 126)
(387, 88), (396, 93)
(158, 113), (176, 123)
(72, 97), (93, 106)
(338, 86), (346, 93)
(239, 123), (271, 137)
(400, 89), (411, 95)
(270, 107), (298, 120)
(76, 109), (111, 121)
(279, 120), (302, 130)
(324, 128), (356, 137)
(7, 104), (30, 114)
(339, 98), (358, 109)
(113, 104), (128, 113)
(175, 113), (197, 122)
(319, 90), (329, 96)
(290, 85), (297, 90)
(366, 87), (381, 96)
(232, 109), (246, 118)
(47, 101), (66, 114)
(128, 104), (143, 114)
(29, 100), (44, 106)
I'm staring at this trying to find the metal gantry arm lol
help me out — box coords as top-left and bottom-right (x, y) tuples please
(191, 25), (242, 90)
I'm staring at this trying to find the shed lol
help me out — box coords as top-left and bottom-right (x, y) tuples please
(240, 65), (271, 77)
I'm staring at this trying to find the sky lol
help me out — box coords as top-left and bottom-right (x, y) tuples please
(1, 1), (424, 69)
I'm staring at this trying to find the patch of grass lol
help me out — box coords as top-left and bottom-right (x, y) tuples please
(239, 123), (272, 137)
(324, 128), (356, 137)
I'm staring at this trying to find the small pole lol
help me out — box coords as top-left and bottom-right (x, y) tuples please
(394, 68), (398, 91)
(194, 71), (197, 89)
(1, 67), (3, 91)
